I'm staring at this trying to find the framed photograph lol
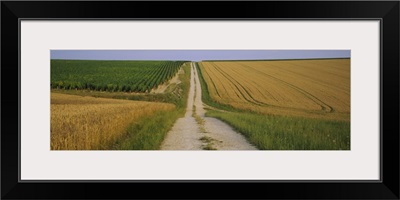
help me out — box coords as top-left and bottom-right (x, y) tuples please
(2, 1), (399, 199)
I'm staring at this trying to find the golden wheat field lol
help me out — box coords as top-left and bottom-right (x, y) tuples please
(51, 93), (175, 150)
(199, 59), (350, 121)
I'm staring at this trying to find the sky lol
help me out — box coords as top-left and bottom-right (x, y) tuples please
(51, 50), (350, 61)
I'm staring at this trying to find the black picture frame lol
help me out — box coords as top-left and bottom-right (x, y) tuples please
(2, 1), (399, 199)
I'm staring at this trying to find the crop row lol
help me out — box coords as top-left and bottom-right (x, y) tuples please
(51, 60), (186, 92)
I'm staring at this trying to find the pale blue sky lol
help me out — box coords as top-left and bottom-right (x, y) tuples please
(51, 50), (350, 61)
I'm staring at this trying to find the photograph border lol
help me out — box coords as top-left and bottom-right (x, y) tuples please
(20, 19), (381, 183)
(2, 1), (399, 199)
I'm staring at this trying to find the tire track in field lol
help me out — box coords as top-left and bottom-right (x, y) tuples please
(220, 62), (278, 102)
(198, 63), (221, 98)
(241, 63), (334, 113)
(214, 63), (279, 108)
(210, 62), (266, 107)
(204, 62), (329, 114)
(206, 62), (243, 100)
(241, 63), (333, 112)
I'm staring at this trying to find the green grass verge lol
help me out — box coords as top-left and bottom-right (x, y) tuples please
(206, 110), (350, 150)
(112, 110), (181, 150)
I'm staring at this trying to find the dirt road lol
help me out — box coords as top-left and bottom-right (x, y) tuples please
(160, 63), (257, 150)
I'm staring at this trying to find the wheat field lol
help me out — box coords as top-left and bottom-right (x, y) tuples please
(199, 59), (350, 121)
(51, 93), (175, 150)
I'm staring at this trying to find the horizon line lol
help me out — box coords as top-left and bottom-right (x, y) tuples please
(50, 57), (351, 62)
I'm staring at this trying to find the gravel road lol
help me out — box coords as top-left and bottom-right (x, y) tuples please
(160, 63), (257, 150)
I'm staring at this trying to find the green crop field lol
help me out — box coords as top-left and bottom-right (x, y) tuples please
(51, 60), (185, 92)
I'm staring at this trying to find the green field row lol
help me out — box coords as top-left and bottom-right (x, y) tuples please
(51, 60), (186, 92)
